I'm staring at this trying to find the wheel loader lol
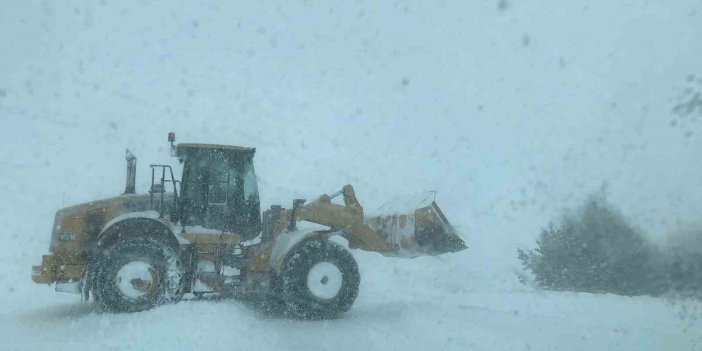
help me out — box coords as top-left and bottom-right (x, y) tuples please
(32, 133), (466, 318)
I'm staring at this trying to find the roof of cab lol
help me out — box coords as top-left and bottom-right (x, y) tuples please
(177, 143), (254, 152)
(176, 143), (256, 158)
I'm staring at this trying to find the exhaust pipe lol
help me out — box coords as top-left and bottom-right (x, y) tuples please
(123, 149), (136, 194)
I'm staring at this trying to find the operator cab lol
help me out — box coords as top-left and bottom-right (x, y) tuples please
(143, 134), (262, 241)
(175, 143), (261, 240)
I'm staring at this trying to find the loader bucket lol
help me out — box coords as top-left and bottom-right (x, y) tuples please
(365, 200), (467, 258)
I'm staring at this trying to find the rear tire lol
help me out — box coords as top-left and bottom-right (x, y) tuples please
(280, 240), (360, 319)
(93, 238), (183, 313)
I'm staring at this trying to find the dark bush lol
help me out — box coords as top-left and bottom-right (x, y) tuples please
(662, 229), (702, 298)
(518, 195), (665, 296)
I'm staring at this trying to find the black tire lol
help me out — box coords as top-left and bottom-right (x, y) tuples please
(280, 240), (360, 319)
(93, 238), (183, 313)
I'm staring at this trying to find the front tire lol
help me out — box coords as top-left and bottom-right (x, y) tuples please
(93, 238), (183, 313)
(280, 240), (360, 319)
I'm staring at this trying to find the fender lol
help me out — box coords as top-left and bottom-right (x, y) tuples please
(95, 211), (180, 251)
(269, 229), (325, 273)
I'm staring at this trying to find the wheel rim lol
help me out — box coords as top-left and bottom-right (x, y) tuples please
(306, 262), (343, 300)
(115, 261), (159, 300)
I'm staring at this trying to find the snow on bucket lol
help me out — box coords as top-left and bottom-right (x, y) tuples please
(365, 193), (467, 257)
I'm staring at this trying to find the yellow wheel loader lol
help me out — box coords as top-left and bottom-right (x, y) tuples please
(32, 133), (466, 318)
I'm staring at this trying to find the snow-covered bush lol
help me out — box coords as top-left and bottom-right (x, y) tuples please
(518, 195), (663, 296)
(662, 228), (702, 298)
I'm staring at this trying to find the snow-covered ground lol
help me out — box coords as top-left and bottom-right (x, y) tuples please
(1, 250), (701, 350)
(1, 0), (702, 350)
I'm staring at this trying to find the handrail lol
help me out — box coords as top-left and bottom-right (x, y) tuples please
(149, 164), (179, 219)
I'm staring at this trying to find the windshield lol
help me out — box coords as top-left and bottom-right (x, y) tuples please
(180, 147), (261, 239)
